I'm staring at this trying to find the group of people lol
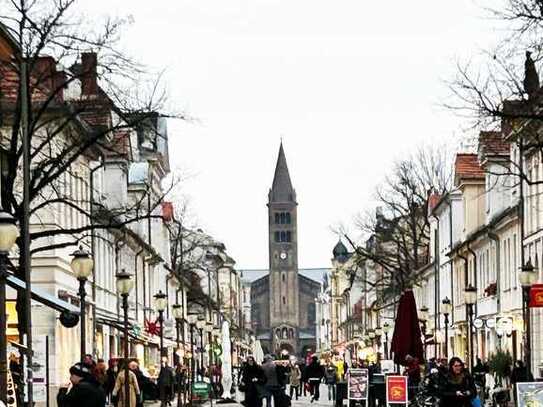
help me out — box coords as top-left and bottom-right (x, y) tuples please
(56, 355), (181, 407)
(239, 354), (343, 407)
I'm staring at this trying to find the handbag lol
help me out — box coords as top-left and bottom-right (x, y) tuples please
(471, 395), (482, 407)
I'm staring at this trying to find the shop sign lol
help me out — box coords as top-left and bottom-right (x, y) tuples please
(529, 284), (543, 307)
(516, 382), (543, 406)
(348, 368), (368, 400)
(386, 375), (408, 405)
(192, 381), (210, 399)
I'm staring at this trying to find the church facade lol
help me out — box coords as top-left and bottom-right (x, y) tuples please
(247, 143), (321, 356)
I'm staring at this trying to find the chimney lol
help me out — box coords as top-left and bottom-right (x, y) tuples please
(35, 56), (55, 94)
(81, 52), (98, 96)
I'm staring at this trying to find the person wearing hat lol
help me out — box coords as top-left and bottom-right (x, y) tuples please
(57, 363), (106, 407)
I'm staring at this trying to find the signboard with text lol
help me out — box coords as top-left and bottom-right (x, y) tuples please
(348, 368), (369, 401)
(529, 284), (543, 307)
(386, 375), (408, 405)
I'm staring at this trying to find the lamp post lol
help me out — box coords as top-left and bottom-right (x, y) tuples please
(520, 258), (538, 378)
(382, 322), (391, 359)
(464, 285), (477, 370)
(374, 326), (383, 356)
(187, 314), (198, 407)
(441, 297), (452, 360)
(71, 246), (94, 362)
(0, 211), (19, 404)
(205, 321), (214, 405)
(116, 269), (134, 407)
(196, 317), (205, 378)
(172, 304), (183, 363)
(419, 306), (429, 360)
(154, 290), (168, 357)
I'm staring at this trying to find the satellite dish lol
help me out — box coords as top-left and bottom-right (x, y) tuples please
(59, 311), (79, 328)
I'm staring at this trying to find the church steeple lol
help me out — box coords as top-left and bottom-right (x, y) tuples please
(269, 142), (296, 203)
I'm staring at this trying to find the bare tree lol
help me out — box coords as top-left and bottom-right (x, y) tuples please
(0, 0), (183, 341)
(345, 144), (453, 301)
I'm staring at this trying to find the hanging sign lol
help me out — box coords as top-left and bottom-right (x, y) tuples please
(348, 368), (369, 401)
(386, 375), (408, 405)
(529, 284), (543, 307)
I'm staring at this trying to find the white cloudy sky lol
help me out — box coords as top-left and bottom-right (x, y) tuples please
(80, 0), (502, 269)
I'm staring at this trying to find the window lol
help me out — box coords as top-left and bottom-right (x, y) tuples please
(286, 213), (291, 224)
(274, 231), (280, 242)
(282, 273), (286, 282)
(280, 231), (286, 242)
(282, 296), (286, 305)
(275, 213), (280, 224)
(286, 231), (292, 242)
(308, 303), (316, 325)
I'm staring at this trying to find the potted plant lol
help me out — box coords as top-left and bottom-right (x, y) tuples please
(488, 349), (513, 404)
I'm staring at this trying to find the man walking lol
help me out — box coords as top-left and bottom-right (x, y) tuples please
(305, 356), (324, 403)
(261, 355), (284, 407)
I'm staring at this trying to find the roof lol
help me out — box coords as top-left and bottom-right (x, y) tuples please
(332, 239), (350, 262)
(269, 142), (296, 203)
(454, 153), (485, 185)
(478, 131), (509, 157)
(241, 268), (329, 283)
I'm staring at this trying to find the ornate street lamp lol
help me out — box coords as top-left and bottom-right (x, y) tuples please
(196, 316), (206, 376)
(441, 297), (452, 359)
(71, 246), (94, 362)
(520, 258), (538, 378)
(116, 269), (134, 407)
(0, 211), (18, 404)
(382, 322), (391, 359)
(154, 290), (168, 357)
(464, 285), (477, 370)
(187, 314), (198, 406)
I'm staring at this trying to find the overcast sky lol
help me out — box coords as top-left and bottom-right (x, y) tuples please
(81, 0), (501, 269)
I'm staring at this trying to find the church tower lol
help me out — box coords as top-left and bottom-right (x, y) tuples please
(268, 142), (299, 353)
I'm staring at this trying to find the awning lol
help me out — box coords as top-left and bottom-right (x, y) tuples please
(6, 274), (79, 314)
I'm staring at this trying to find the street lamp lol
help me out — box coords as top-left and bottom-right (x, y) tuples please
(172, 304), (183, 361)
(520, 258), (538, 378)
(464, 285), (477, 370)
(441, 297), (452, 359)
(382, 322), (391, 359)
(116, 269), (134, 407)
(419, 306), (429, 359)
(0, 211), (18, 404)
(196, 316), (206, 377)
(71, 246), (94, 362)
(187, 314), (198, 407)
(154, 290), (168, 357)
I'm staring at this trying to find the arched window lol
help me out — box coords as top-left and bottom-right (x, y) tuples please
(280, 213), (286, 224)
(282, 273), (286, 282)
(275, 213), (280, 224)
(286, 213), (291, 224)
(280, 231), (286, 242)
(282, 328), (288, 339)
(282, 296), (286, 305)
(286, 231), (292, 242)
(289, 328), (294, 338)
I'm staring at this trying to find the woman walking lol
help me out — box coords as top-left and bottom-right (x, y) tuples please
(112, 361), (141, 407)
(240, 356), (266, 407)
(439, 357), (477, 407)
(289, 362), (301, 401)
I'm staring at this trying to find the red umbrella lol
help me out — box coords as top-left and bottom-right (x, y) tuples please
(390, 290), (424, 366)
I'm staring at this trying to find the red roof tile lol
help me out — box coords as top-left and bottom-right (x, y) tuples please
(479, 131), (509, 156)
(455, 153), (485, 185)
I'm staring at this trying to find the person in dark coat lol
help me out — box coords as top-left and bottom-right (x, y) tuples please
(157, 360), (175, 407)
(511, 360), (534, 405)
(439, 357), (476, 407)
(105, 359), (119, 402)
(240, 356), (266, 407)
(57, 363), (106, 407)
(305, 355), (325, 402)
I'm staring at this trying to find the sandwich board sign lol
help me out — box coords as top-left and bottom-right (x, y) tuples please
(386, 375), (408, 406)
(348, 368), (369, 401)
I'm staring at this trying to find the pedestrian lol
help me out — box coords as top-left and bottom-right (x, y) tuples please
(128, 361), (146, 407)
(9, 352), (23, 407)
(438, 357), (477, 407)
(305, 355), (324, 403)
(112, 361), (141, 407)
(94, 359), (108, 390)
(261, 355), (284, 407)
(57, 362), (106, 407)
(511, 360), (533, 405)
(157, 359), (175, 407)
(324, 360), (337, 401)
(105, 359), (119, 401)
(403, 355), (421, 400)
(240, 356), (266, 407)
(289, 362), (301, 400)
